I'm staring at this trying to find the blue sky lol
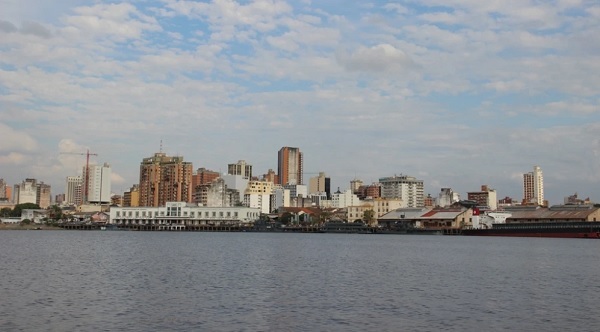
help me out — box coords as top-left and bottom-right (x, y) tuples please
(1, 0), (599, 205)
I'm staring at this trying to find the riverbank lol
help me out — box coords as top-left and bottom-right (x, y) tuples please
(0, 224), (62, 230)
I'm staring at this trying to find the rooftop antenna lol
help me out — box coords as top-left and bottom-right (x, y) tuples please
(160, 139), (163, 153)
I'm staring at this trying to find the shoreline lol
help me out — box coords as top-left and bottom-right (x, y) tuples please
(0, 224), (62, 231)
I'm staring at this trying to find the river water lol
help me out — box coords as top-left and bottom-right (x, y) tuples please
(1, 231), (599, 331)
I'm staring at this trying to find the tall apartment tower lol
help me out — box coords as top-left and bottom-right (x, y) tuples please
(309, 172), (331, 199)
(228, 160), (252, 178)
(83, 163), (111, 204)
(139, 152), (193, 207)
(379, 175), (424, 208)
(65, 176), (83, 206)
(277, 147), (303, 185)
(0, 178), (6, 200)
(36, 182), (52, 209)
(13, 178), (37, 205)
(523, 165), (544, 206)
(192, 168), (220, 188)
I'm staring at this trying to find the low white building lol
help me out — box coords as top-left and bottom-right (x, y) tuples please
(109, 202), (261, 226)
(21, 209), (48, 223)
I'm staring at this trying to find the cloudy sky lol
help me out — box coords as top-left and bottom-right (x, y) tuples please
(1, 0), (599, 205)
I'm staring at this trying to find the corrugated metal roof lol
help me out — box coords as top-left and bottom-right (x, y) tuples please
(379, 208), (466, 220)
(378, 208), (430, 220)
(420, 210), (464, 219)
(507, 206), (598, 220)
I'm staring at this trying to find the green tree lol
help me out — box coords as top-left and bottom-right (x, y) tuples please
(280, 212), (293, 225)
(21, 219), (32, 225)
(1, 207), (11, 217)
(363, 209), (375, 226)
(318, 210), (331, 224)
(11, 203), (41, 217)
(47, 205), (64, 222)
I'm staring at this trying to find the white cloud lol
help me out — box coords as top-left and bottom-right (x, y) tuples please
(0, 122), (38, 152)
(63, 3), (161, 42)
(0, 152), (28, 165)
(337, 44), (417, 72)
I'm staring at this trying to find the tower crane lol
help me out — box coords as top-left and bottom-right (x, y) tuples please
(60, 149), (98, 204)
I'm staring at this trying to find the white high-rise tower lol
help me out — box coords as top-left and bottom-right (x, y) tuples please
(84, 163), (112, 204)
(65, 176), (83, 205)
(523, 166), (544, 206)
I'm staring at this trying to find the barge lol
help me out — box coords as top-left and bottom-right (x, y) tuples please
(462, 222), (600, 238)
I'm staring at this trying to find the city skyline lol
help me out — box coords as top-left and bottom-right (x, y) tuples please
(0, 1), (599, 204)
(2, 154), (588, 208)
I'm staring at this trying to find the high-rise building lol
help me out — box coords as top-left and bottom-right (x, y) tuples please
(228, 160), (252, 178)
(36, 182), (52, 209)
(308, 172), (331, 198)
(55, 194), (65, 205)
(0, 178), (7, 200)
(65, 175), (83, 206)
(467, 185), (498, 210)
(84, 163), (111, 204)
(139, 152), (193, 207)
(192, 168), (220, 188)
(123, 184), (140, 207)
(277, 146), (303, 185)
(13, 179), (37, 205)
(379, 175), (424, 208)
(523, 165), (544, 206)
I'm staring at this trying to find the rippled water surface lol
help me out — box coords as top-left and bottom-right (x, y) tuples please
(1, 231), (600, 331)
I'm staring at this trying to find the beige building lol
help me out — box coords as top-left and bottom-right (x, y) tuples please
(347, 198), (403, 223)
(467, 185), (498, 210)
(228, 160), (252, 178)
(379, 175), (425, 207)
(308, 172), (331, 198)
(36, 182), (52, 209)
(139, 152), (193, 207)
(378, 207), (473, 229)
(123, 185), (140, 207)
(13, 179), (37, 205)
(350, 179), (363, 193)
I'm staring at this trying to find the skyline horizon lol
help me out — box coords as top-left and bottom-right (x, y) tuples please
(1, 146), (586, 206)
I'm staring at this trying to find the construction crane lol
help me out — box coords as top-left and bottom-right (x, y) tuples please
(60, 149), (98, 204)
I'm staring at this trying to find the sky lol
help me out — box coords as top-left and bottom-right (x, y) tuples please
(1, 0), (599, 205)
